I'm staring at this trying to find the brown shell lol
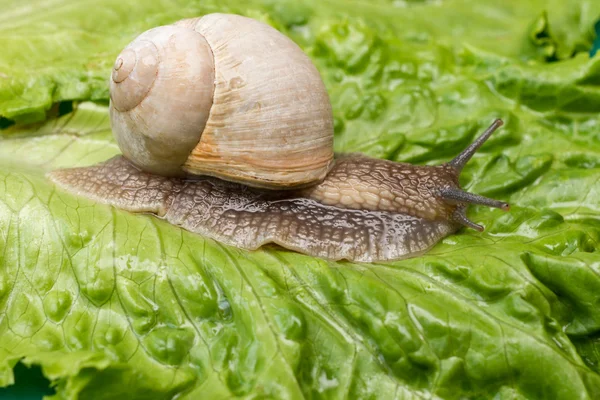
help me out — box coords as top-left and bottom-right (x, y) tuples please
(109, 13), (334, 189)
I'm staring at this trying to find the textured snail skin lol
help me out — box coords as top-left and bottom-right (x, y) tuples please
(299, 155), (460, 220)
(46, 119), (509, 262)
(47, 156), (456, 263)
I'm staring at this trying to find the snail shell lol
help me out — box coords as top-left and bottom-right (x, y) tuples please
(110, 13), (334, 189)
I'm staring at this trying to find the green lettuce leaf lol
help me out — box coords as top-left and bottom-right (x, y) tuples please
(1, 0), (600, 399)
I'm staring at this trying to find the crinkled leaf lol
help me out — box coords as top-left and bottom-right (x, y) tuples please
(1, 0), (600, 399)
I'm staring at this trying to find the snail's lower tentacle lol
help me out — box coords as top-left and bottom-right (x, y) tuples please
(451, 205), (484, 232)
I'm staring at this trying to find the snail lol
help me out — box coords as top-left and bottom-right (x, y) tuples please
(47, 13), (509, 263)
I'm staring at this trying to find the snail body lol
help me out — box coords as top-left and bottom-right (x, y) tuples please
(49, 155), (457, 262)
(47, 14), (509, 262)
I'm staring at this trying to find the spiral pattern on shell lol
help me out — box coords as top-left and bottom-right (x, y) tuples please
(109, 13), (335, 189)
(110, 41), (159, 111)
(110, 24), (215, 176)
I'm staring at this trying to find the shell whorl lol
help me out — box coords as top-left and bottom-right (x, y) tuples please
(109, 23), (215, 176)
(110, 40), (159, 111)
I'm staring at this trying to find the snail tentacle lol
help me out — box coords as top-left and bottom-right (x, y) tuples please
(451, 206), (484, 232)
(440, 187), (510, 211)
(449, 118), (504, 172)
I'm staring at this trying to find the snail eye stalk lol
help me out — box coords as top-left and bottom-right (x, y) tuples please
(440, 187), (510, 211)
(450, 118), (504, 173)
